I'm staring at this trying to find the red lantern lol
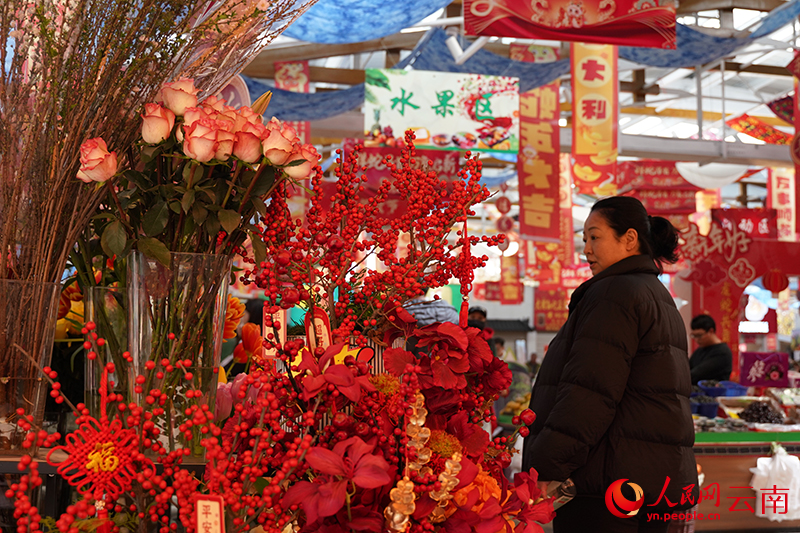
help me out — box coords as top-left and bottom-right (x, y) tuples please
(762, 268), (789, 297)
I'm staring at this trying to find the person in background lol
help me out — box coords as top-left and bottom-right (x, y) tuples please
(522, 196), (697, 532)
(689, 314), (732, 385)
(404, 287), (459, 327)
(527, 353), (540, 378)
(467, 305), (497, 357)
(495, 337), (508, 360)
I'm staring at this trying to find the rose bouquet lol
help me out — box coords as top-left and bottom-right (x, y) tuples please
(72, 78), (321, 455)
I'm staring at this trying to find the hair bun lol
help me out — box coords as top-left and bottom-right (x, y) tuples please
(648, 215), (680, 264)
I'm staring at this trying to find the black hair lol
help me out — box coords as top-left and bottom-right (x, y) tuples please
(691, 314), (716, 332)
(468, 306), (487, 318)
(495, 337), (505, 347)
(590, 196), (680, 271)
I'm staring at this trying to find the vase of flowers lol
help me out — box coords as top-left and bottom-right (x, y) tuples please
(75, 78), (321, 458)
(128, 251), (231, 457)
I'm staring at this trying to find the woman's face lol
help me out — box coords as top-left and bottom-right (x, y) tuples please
(583, 211), (640, 275)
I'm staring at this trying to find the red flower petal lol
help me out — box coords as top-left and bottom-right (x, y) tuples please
(431, 361), (459, 389)
(383, 348), (416, 376)
(353, 455), (392, 489)
(317, 480), (348, 517)
(323, 365), (355, 387)
(305, 447), (347, 476)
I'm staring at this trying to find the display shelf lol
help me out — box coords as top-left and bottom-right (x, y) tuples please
(695, 432), (800, 444)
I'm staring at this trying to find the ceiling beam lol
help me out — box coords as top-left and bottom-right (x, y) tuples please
(676, 0), (783, 13)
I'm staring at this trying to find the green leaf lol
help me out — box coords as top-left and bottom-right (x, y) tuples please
(284, 158), (306, 168)
(100, 220), (127, 257)
(192, 203), (208, 224)
(142, 201), (170, 236)
(249, 230), (266, 266)
(169, 200), (182, 214)
(205, 214), (220, 236)
(252, 198), (267, 217)
(365, 69), (390, 89)
(181, 189), (195, 213)
(253, 477), (269, 494)
(138, 237), (171, 267)
(218, 209), (241, 234)
(364, 88), (379, 106)
(252, 167), (276, 197)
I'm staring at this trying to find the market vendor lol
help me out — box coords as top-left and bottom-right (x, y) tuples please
(689, 314), (732, 385)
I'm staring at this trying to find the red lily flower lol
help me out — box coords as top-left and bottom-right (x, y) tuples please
(282, 437), (393, 524)
(482, 356), (513, 397)
(233, 322), (264, 363)
(508, 471), (555, 532)
(297, 343), (375, 403)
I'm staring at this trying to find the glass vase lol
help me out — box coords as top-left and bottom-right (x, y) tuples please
(85, 286), (128, 420)
(0, 280), (59, 454)
(128, 251), (231, 460)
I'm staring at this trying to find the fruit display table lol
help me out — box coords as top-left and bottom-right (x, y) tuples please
(694, 433), (800, 531)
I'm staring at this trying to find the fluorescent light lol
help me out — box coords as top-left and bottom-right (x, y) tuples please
(622, 117), (662, 135)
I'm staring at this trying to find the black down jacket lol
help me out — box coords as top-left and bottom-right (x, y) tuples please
(522, 254), (698, 511)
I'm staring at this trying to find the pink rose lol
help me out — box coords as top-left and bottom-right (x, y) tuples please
(160, 77), (199, 116)
(266, 117), (297, 143)
(140, 103), (175, 144)
(283, 144), (321, 179)
(201, 95), (226, 112)
(215, 129), (235, 161)
(233, 131), (263, 163)
(183, 106), (214, 128)
(182, 120), (218, 162)
(76, 137), (117, 183)
(261, 128), (294, 165)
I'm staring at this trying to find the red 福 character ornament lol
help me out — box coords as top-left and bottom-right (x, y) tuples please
(46, 363), (152, 502)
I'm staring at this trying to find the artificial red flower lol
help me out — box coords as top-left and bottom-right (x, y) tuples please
(297, 343), (375, 403)
(428, 411), (489, 458)
(507, 471), (556, 533)
(465, 326), (494, 372)
(383, 305), (418, 345)
(282, 437), (392, 524)
(411, 322), (472, 390)
(233, 322), (263, 363)
(483, 356), (513, 397)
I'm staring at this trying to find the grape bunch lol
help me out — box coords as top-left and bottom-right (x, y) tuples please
(692, 395), (717, 404)
(739, 401), (784, 424)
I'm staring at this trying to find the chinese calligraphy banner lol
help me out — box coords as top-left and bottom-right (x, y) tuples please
(767, 168), (796, 242)
(571, 44), (618, 196)
(518, 81), (560, 241)
(464, 0), (676, 49)
(500, 254), (523, 304)
(711, 208), (778, 240)
(726, 114), (792, 145)
(626, 189), (697, 214)
(617, 160), (699, 192)
(534, 285), (568, 332)
(364, 69), (519, 154)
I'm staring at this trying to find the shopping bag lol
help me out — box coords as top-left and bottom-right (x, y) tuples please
(749, 444), (800, 521)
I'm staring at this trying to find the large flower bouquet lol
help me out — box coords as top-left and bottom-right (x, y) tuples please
(70, 78), (321, 453)
(9, 135), (554, 533)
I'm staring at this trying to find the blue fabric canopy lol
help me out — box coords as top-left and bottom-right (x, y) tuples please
(618, 24), (747, 69)
(283, 0), (452, 44)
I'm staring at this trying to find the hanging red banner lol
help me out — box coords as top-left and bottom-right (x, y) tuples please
(794, 66), (800, 238)
(518, 82), (561, 241)
(616, 160), (699, 192)
(464, 0), (676, 49)
(560, 264), (592, 289)
(534, 285), (568, 332)
(571, 43), (618, 196)
(500, 254), (523, 304)
(726, 114), (792, 145)
(711, 208), (778, 240)
(485, 281), (502, 301)
(625, 189), (697, 214)
(558, 153), (575, 265)
(509, 43), (560, 63)
(767, 168), (796, 242)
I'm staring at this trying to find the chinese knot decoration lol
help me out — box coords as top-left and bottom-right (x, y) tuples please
(46, 362), (152, 501)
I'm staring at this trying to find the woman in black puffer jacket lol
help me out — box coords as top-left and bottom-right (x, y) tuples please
(522, 196), (697, 533)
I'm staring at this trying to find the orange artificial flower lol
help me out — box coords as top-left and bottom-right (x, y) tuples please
(224, 295), (245, 340)
(233, 322), (264, 364)
(452, 465), (502, 514)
